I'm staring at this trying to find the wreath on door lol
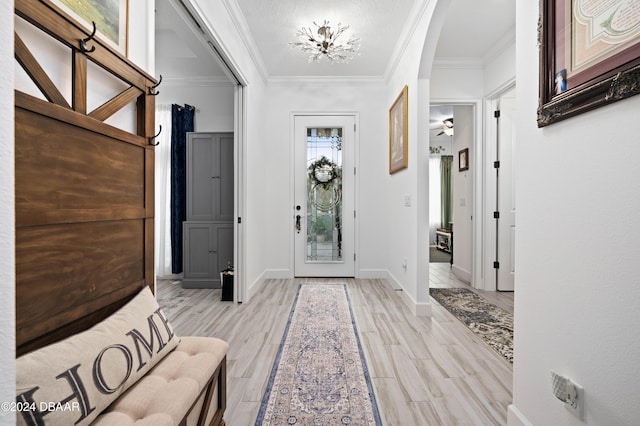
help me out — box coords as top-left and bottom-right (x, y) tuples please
(308, 156), (339, 189)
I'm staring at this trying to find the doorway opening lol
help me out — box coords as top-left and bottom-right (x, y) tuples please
(154, 0), (247, 301)
(429, 104), (475, 286)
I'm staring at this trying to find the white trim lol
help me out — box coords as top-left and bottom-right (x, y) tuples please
(163, 76), (235, 87)
(430, 99), (484, 291)
(432, 57), (484, 70)
(356, 269), (389, 279)
(220, 0), (269, 84)
(384, 0), (433, 81)
(289, 112), (360, 278)
(385, 270), (430, 316)
(482, 26), (516, 65)
(482, 82), (516, 291)
(246, 269), (292, 301)
(507, 404), (533, 426)
(268, 76), (386, 87)
(452, 265), (472, 283)
(179, 0), (248, 85)
(234, 85), (247, 303)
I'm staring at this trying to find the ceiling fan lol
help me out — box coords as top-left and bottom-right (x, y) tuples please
(429, 117), (454, 136)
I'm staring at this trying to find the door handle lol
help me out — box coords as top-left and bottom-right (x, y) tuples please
(295, 215), (302, 233)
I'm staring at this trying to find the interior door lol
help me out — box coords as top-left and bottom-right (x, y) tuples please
(497, 90), (516, 291)
(294, 115), (355, 277)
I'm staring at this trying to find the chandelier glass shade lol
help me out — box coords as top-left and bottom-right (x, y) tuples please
(291, 20), (360, 63)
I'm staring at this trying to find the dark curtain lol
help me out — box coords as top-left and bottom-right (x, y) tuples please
(170, 104), (195, 273)
(440, 155), (453, 229)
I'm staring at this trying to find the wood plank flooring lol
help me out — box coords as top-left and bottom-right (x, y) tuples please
(157, 265), (513, 425)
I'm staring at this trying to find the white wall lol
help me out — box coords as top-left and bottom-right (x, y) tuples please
(431, 65), (484, 100)
(156, 83), (235, 132)
(0, 1), (15, 424)
(484, 36), (516, 96)
(451, 105), (473, 282)
(509, 1), (640, 424)
(260, 80), (389, 279)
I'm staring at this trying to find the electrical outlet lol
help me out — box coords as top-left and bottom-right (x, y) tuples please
(565, 378), (584, 420)
(551, 371), (584, 420)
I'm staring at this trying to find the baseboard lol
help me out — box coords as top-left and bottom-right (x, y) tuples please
(357, 269), (391, 279)
(507, 404), (532, 426)
(452, 264), (472, 283)
(386, 270), (431, 317)
(247, 269), (291, 301)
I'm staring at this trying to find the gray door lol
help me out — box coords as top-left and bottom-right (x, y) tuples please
(187, 132), (234, 222)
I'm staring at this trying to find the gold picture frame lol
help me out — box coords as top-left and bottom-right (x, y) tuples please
(51, 0), (129, 56)
(538, 0), (640, 127)
(389, 85), (408, 174)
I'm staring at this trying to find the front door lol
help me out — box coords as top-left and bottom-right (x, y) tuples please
(294, 115), (355, 277)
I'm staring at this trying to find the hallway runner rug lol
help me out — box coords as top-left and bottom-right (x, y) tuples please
(430, 288), (514, 364)
(255, 283), (381, 426)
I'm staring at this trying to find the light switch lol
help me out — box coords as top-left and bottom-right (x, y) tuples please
(404, 196), (412, 206)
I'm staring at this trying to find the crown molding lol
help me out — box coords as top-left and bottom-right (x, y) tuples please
(221, 0), (269, 84)
(384, 0), (433, 82)
(162, 76), (236, 87)
(482, 25), (516, 65)
(268, 75), (386, 87)
(432, 57), (484, 70)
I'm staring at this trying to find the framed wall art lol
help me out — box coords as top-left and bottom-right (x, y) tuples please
(50, 0), (128, 55)
(389, 85), (408, 174)
(459, 148), (469, 172)
(538, 0), (640, 127)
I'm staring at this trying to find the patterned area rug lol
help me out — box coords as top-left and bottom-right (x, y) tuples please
(430, 288), (513, 364)
(256, 283), (381, 425)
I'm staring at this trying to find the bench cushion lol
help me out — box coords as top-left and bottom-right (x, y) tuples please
(16, 287), (179, 426)
(92, 336), (229, 425)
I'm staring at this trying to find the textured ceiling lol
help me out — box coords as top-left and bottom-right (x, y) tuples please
(155, 0), (516, 80)
(234, 0), (415, 77)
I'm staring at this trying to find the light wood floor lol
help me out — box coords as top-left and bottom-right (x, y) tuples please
(157, 264), (513, 425)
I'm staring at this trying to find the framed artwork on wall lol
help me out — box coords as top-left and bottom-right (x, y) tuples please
(389, 85), (408, 174)
(459, 148), (469, 172)
(538, 0), (640, 127)
(50, 0), (128, 55)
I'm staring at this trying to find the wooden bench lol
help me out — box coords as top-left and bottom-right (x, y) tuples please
(16, 288), (228, 426)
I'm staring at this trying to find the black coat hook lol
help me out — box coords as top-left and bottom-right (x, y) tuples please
(149, 125), (162, 146)
(80, 21), (97, 53)
(149, 75), (162, 96)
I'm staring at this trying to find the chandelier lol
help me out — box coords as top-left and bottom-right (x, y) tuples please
(291, 20), (360, 63)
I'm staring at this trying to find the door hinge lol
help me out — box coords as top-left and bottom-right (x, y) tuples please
(354, 166), (356, 175)
(354, 253), (356, 261)
(494, 261), (500, 269)
(354, 123), (356, 132)
(494, 110), (501, 118)
(494, 161), (501, 168)
(494, 211), (500, 219)
(354, 210), (356, 219)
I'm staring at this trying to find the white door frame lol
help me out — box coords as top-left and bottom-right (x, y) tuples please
(289, 112), (360, 278)
(430, 99), (483, 289)
(483, 80), (516, 291)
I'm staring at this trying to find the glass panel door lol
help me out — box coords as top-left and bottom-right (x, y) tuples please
(306, 127), (343, 262)
(294, 116), (354, 277)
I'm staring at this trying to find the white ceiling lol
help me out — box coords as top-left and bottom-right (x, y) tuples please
(155, 0), (515, 80)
